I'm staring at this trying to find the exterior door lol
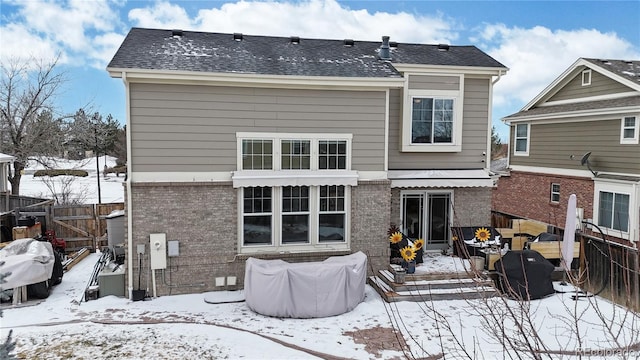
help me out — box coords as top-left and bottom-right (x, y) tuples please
(401, 191), (452, 251)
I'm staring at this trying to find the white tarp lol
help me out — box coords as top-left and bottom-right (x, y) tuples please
(0, 238), (54, 289)
(244, 251), (367, 318)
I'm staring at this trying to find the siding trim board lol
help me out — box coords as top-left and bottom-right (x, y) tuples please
(505, 106), (640, 123)
(130, 171), (387, 183)
(109, 69), (406, 89)
(540, 91), (639, 107)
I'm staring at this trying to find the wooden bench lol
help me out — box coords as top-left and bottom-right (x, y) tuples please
(496, 219), (549, 250)
(528, 241), (580, 260)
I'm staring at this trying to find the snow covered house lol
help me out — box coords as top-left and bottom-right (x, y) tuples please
(107, 28), (507, 297)
(494, 58), (640, 245)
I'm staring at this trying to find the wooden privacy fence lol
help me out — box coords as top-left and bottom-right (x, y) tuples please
(580, 234), (639, 311)
(51, 203), (124, 253)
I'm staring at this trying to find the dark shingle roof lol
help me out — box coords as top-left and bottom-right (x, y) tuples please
(584, 58), (640, 85)
(107, 28), (506, 78)
(503, 95), (640, 120)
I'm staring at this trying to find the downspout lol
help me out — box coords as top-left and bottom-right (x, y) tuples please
(123, 71), (135, 299)
(486, 71), (504, 172)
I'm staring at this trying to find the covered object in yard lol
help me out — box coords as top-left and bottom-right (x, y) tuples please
(244, 251), (367, 318)
(493, 249), (555, 300)
(0, 238), (55, 290)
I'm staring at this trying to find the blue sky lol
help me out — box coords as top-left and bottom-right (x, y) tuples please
(2, 0), (639, 141)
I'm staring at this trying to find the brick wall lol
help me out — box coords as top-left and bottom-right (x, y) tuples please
(454, 187), (492, 227)
(350, 180), (391, 274)
(125, 180), (391, 297)
(492, 171), (594, 228)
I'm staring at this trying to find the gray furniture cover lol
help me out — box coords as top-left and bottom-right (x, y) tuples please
(244, 251), (367, 318)
(0, 238), (54, 289)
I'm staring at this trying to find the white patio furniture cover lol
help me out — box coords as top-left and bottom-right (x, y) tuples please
(244, 251), (367, 318)
(0, 238), (54, 289)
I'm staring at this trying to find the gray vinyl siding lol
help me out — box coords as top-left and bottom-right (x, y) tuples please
(510, 119), (640, 175)
(408, 75), (460, 91)
(549, 70), (633, 102)
(129, 84), (386, 172)
(388, 77), (490, 169)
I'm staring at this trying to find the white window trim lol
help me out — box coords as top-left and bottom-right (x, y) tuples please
(592, 180), (637, 241)
(236, 132), (354, 254)
(582, 69), (592, 86)
(237, 132), (353, 171)
(550, 183), (560, 203)
(401, 81), (464, 153)
(513, 123), (530, 156)
(239, 186), (351, 254)
(620, 116), (639, 144)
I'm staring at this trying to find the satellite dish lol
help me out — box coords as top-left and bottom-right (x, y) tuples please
(580, 152), (591, 166)
(580, 152), (597, 177)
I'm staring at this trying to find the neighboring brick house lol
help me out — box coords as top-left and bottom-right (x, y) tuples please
(494, 58), (640, 245)
(107, 28), (507, 297)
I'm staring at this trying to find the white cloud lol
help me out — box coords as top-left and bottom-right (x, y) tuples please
(478, 24), (640, 111)
(0, 0), (124, 68)
(0, 23), (63, 65)
(128, 1), (192, 29)
(127, 0), (458, 44)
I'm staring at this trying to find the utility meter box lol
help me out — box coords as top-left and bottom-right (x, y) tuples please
(167, 240), (179, 257)
(149, 233), (167, 270)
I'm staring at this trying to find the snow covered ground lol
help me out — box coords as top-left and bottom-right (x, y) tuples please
(3, 158), (639, 358)
(16, 156), (125, 204)
(1, 252), (638, 359)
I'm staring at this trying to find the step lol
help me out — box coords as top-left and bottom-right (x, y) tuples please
(368, 276), (498, 302)
(387, 264), (480, 281)
(378, 269), (493, 292)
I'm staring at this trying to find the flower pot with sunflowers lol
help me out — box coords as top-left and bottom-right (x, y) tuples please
(389, 226), (425, 268)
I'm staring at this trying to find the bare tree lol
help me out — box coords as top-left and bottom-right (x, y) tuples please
(0, 56), (68, 195)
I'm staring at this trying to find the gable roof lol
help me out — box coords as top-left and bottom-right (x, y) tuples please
(107, 28), (506, 79)
(503, 57), (640, 122)
(583, 58), (640, 86)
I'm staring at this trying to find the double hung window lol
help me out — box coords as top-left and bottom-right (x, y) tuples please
(411, 98), (454, 144)
(621, 116), (638, 144)
(514, 123), (530, 156)
(237, 133), (352, 252)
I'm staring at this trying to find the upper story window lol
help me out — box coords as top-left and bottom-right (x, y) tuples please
(281, 140), (311, 169)
(319, 140), (347, 169)
(401, 75), (464, 153)
(242, 139), (273, 169)
(238, 133), (351, 171)
(581, 69), (592, 86)
(411, 97), (454, 144)
(621, 116), (639, 144)
(514, 123), (530, 156)
(550, 183), (560, 203)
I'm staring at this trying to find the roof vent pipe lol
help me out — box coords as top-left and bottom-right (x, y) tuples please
(171, 29), (183, 37)
(233, 33), (243, 41)
(379, 36), (391, 60)
(438, 44), (450, 51)
(290, 36), (300, 44)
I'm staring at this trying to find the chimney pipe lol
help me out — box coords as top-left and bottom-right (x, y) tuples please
(379, 36), (391, 60)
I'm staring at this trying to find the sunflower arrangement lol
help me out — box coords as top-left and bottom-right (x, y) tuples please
(413, 238), (425, 251)
(389, 231), (403, 244)
(399, 245), (416, 262)
(474, 227), (491, 243)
